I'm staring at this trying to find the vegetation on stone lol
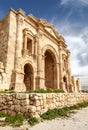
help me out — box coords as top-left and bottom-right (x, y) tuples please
(28, 117), (38, 126)
(0, 89), (64, 94)
(0, 102), (88, 126)
(41, 102), (88, 120)
(0, 112), (7, 117)
(0, 114), (25, 127)
(26, 89), (64, 93)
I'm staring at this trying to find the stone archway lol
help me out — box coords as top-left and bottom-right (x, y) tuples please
(24, 63), (33, 90)
(45, 50), (57, 89)
(63, 76), (68, 92)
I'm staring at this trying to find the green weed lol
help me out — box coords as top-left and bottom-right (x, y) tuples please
(28, 117), (38, 126)
(0, 112), (7, 117)
(5, 114), (25, 127)
(41, 102), (88, 120)
(26, 89), (64, 93)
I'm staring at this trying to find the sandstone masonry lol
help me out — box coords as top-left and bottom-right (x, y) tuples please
(0, 93), (88, 118)
(0, 8), (80, 92)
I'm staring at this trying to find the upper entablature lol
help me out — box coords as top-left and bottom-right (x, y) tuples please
(26, 14), (61, 39)
(8, 8), (67, 46)
(27, 14), (68, 47)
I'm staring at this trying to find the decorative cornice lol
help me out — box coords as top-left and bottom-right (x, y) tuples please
(9, 8), (68, 48)
(16, 8), (26, 16)
(23, 28), (34, 37)
(9, 8), (26, 17)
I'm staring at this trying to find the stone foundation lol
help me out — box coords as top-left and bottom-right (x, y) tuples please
(0, 93), (88, 117)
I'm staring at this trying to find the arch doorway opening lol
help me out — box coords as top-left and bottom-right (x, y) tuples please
(63, 76), (68, 91)
(24, 64), (33, 90)
(45, 50), (57, 89)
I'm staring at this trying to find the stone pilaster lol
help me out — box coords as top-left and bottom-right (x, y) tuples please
(35, 32), (45, 89)
(55, 62), (60, 89)
(15, 9), (25, 70)
(11, 70), (26, 91)
(59, 43), (64, 89)
(14, 9), (25, 90)
(66, 50), (73, 92)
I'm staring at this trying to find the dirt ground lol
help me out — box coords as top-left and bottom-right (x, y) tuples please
(0, 107), (88, 130)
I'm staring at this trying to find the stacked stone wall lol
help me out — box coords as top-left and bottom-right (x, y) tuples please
(0, 93), (88, 117)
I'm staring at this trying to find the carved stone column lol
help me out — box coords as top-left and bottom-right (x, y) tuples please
(55, 62), (60, 89)
(59, 43), (66, 92)
(67, 50), (72, 92)
(35, 32), (45, 89)
(15, 10), (25, 70)
(13, 9), (25, 90)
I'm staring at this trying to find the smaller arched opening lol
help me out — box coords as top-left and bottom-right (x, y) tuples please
(24, 63), (34, 90)
(63, 76), (67, 82)
(63, 76), (68, 92)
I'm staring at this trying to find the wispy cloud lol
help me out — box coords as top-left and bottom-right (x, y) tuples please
(50, 17), (88, 77)
(60, 0), (88, 5)
(80, 0), (88, 5)
(60, 0), (70, 5)
(50, 0), (88, 79)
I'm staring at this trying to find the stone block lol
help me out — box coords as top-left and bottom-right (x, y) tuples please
(29, 105), (36, 112)
(16, 93), (29, 99)
(14, 105), (21, 112)
(34, 100), (41, 106)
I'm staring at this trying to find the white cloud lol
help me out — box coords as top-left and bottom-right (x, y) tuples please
(60, 0), (70, 5)
(80, 0), (88, 5)
(64, 35), (86, 74)
(60, 0), (88, 5)
(50, 18), (88, 79)
(80, 75), (88, 90)
(64, 29), (88, 72)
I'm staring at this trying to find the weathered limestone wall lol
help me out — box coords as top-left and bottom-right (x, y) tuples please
(0, 14), (9, 66)
(0, 62), (8, 90)
(0, 93), (88, 117)
(5, 9), (17, 88)
(0, 9), (17, 89)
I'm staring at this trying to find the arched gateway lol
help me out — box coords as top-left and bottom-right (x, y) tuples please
(0, 8), (80, 92)
(45, 50), (57, 89)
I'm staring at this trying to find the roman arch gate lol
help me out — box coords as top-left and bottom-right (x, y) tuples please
(0, 9), (81, 92)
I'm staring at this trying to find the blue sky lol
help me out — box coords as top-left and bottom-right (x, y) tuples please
(0, 0), (88, 88)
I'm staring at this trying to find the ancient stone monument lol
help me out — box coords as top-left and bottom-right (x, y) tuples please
(0, 8), (80, 92)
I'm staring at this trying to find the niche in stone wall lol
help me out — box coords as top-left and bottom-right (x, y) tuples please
(27, 38), (32, 53)
(22, 28), (34, 57)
